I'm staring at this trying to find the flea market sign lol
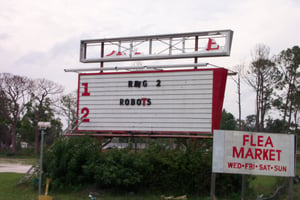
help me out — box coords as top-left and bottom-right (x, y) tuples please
(212, 130), (295, 177)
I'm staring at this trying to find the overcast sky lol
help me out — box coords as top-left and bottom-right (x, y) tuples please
(1, 0), (299, 120)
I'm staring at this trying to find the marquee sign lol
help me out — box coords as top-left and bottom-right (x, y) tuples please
(212, 130), (296, 177)
(76, 68), (228, 135)
(80, 30), (233, 63)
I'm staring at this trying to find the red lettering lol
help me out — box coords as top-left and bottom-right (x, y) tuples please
(257, 135), (263, 146)
(259, 164), (271, 171)
(265, 136), (274, 147)
(245, 148), (254, 159)
(227, 162), (242, 169)
(232, 146), (244, 158)
(81, 107), (90, 122)
(206, 38), (220, 51)
(269, 149), (275, 161)
(250, 135), (256, 146)
(276, 149), (282, 161)
(275, 165), (287, 172)
(255, 148), (262, 160)
(141, 98), (147, 106)
(262, 149), (269, 160)
(81, 83), (90, 96)
(243, 135), (249, 146)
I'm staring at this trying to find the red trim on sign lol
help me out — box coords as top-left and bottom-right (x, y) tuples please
(76, 74), (81, 131)
(211, 68), (228, 131)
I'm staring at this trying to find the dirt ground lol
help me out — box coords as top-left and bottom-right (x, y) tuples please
(0, 159), (32, 173)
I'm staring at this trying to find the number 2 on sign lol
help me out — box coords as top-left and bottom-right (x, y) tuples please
(81, 107), (90, 122)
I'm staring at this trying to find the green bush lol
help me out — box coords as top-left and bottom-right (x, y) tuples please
(94, 149), (143, 190)
(44, 136), (101, 190)
(44, 138), (244, 197)
(139, 145), (212, 195)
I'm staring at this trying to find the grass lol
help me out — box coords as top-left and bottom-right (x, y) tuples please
(0, 154), (299, 200)
(249, 160), (300, 199)
(249, 175), (279, 196)
(0, 172), (218, 200)
(0, 173), (37, 200)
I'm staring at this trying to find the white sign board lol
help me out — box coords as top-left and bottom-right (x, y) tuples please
(76, 68), (227, 135)
(212, 130), (295, 177)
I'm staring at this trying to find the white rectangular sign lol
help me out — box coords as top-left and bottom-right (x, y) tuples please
(76, 68), (227, 134)
(212, 130), (295, 177)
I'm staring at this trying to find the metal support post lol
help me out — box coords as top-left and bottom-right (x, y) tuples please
(38, 129), (45, 195)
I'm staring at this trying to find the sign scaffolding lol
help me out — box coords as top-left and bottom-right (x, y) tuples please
(80, 30), (233, 63)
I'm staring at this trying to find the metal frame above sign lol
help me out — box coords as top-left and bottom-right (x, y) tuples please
(80, 30), (233, 63)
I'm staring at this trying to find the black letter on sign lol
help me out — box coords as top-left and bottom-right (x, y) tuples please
(143, 80), (148, 87)
(134, 81), (141, 88)
(147, 98), (152, 105)
(131, 99), (136, 105)
(128, 81), (133, 87)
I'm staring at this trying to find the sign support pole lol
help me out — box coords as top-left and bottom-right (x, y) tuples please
(289, 177), (294, 200)
(210, 173), (216, 200)
(38, 129), (45, 196)
(241, 175), (247, 200)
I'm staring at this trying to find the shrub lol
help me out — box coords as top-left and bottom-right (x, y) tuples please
(44, 138), (244, 197)
(94, 149), (144, 190)
(44, 136), (101, 190)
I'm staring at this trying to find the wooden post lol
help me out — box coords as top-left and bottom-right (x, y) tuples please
(241, 175), (247, 200)
(289, 177), (294, 200)
(210, 173), (217, 200)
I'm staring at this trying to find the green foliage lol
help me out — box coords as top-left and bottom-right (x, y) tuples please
(220, 109), (236, 130)
(44, 138), (244, 197)
(94, 149), (143, 189)
(44, 136), (101, 190)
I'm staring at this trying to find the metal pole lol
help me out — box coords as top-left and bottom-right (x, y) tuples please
(241, 174), (247, 200)
(210, 173), (216, 200)
(38, 129), (45, 195)
(289, 177), (294, 200)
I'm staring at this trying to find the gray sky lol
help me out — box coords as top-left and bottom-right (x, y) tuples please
(1, 0), (300, 120)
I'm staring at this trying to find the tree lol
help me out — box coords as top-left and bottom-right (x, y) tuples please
(232, 63), (245, 130)
(242, 114), (256, 132)
(274, 46), (300, 133)
(265, 117), (285, 133)
(245, 44), (280, 132)
(31, 78), (64, 154)
(58, 91), (77, 129)
(0, 73), (33, 153)
(220, 109), (236, 130)
(20, 97), (60, 146)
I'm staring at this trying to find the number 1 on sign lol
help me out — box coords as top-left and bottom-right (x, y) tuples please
(82, 83), (90, 96)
